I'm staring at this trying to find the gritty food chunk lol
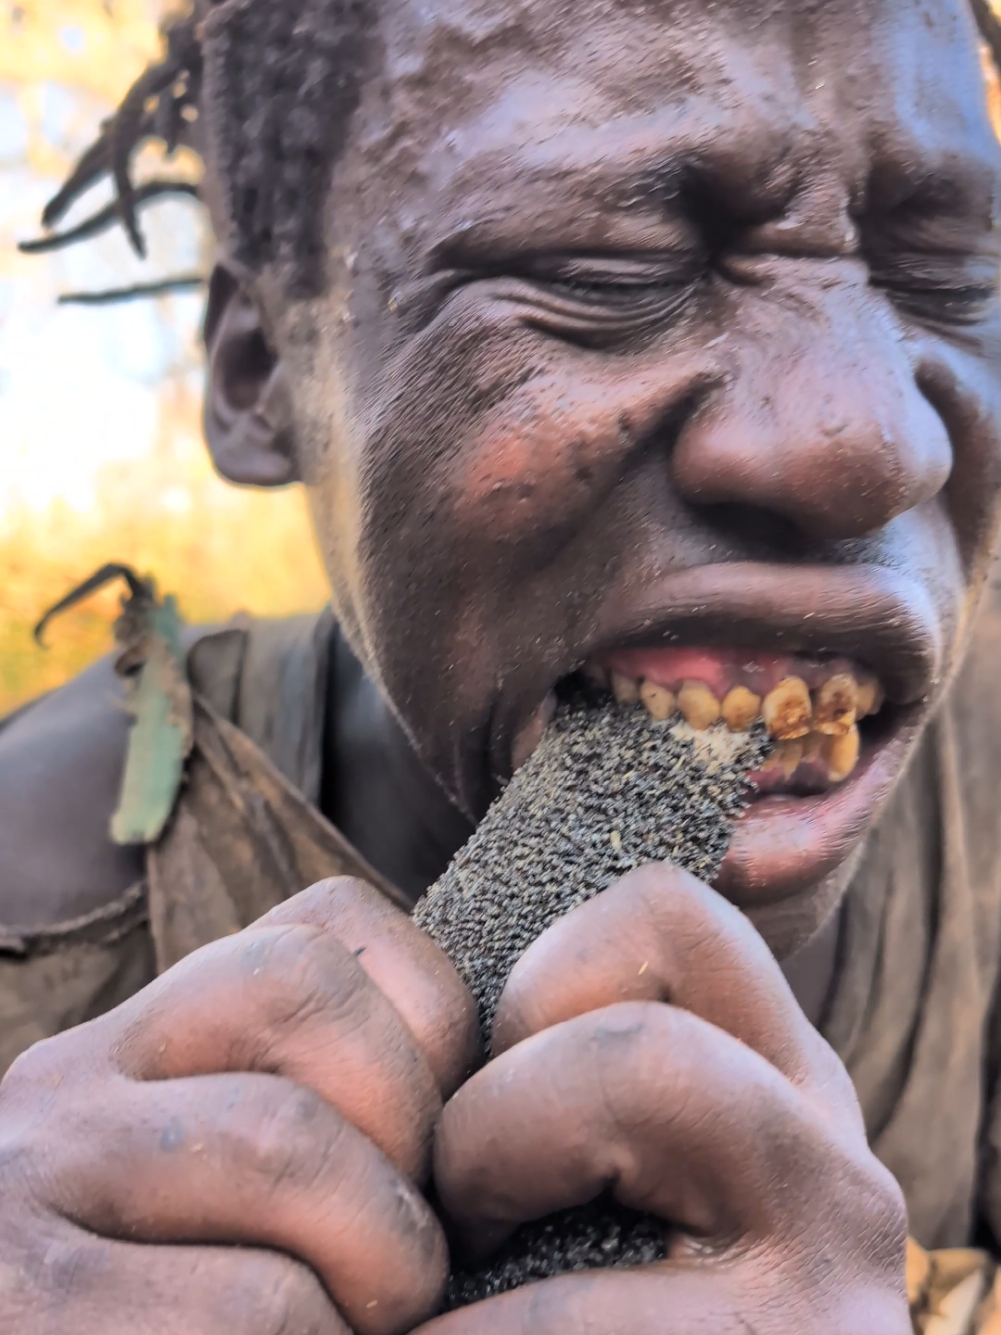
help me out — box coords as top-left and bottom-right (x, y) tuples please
(414, 692), (768, 1307)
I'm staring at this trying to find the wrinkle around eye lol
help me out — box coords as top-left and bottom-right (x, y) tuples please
(870, 278), (1001, 331)
(473, 275), (702, 349)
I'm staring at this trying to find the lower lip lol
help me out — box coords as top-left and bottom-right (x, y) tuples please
(716, 707), (921, 907)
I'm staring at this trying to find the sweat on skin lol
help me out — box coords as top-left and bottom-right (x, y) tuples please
(0, 0), (1000, 1331)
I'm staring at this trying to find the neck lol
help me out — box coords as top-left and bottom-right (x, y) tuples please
(780, 907), (842, 1027)
(320, 633), (474, 906)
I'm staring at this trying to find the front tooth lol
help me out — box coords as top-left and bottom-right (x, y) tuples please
(802, 731), (826, 763)
(613, 671), (640, 706)
(640, 680), (677, 722)
(776, 739), (804, 778)
(722, 685), (762, 733)
(812, 673), (858, 737)
(823, 725), (860, 782)
(678, 681), (722, 731)
(856, 677), (884, 718)
(762, 676), (812, 740)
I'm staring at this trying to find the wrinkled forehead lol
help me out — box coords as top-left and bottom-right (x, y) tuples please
(362, 0), (999, 244)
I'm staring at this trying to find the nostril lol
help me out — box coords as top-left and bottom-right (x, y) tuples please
(694, 502), (812, 559)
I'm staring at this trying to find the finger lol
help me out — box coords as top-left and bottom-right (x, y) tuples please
(16, 1225), (350, 1335)
(411, 1264), (908, 1335)
(492, 863), (857, 1118)
(435, 1002), (881, 1259)
(44, 1072), (447, 1335)
(107, 921), (441, 1179)
(261, 878), (481, 1096)
(416, 1268), (760, 1335)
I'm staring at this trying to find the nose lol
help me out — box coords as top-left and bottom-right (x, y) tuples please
(669, 270), (953, 541)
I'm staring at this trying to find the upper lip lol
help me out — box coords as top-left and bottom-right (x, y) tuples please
(585, 562), (944, 706)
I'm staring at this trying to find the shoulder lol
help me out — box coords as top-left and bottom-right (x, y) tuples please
(0, 655), (144, 931)
(0, 608), (333, 934)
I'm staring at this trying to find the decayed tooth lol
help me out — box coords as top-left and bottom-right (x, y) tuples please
(613, 671), (640, 706)
(678, 681), (722, 731)
(802, 731), (826, 763)
(762, 676), (812, 740)
(812, 673), (858, 737)
(722, 685), (762, 733)
(823, 724), (861, 783)
(640, 679), (677, 722)
(776, 739), (804, 778)
(856, 677), (884, 718)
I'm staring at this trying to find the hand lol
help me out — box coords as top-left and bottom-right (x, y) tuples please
(0, 877), (479, 1335)
(424, 864), (909, 1334)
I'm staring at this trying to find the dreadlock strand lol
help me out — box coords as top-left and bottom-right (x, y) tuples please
(111, 61), (185, 256)
(41, 131), (114, 229)
(36, 9), (203, 256)
(19, 182), (200, 257)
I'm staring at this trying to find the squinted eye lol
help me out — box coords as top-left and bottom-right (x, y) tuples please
(877, 283), (999, 326)
(498, 252), (704, 347)
(869, 253), (1001, 326)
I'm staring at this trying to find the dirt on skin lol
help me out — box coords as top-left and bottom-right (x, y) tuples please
(413, 689), (769, 1308)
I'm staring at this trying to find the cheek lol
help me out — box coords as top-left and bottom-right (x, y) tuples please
(448, 384), (630, 543)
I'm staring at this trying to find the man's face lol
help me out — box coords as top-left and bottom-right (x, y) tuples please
(267, 0), (1001, 948)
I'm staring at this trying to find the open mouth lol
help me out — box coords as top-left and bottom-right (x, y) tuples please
(593, 647), (889, 798)
(495, 565), (940, 920)
(559, 642), (924, 919)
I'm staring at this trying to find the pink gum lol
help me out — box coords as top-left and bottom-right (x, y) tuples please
(603, 648), (859, 699)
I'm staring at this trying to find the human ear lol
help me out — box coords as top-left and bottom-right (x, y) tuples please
(202, 263), (299, 487)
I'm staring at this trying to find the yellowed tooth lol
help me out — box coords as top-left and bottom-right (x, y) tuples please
(856, 676), (884, 718)
(678, 681), (722, 732)
(823, 724), (861, 783)
(612, 671), (640, 706)
(812, 673), (858, 737)
(762, 676), (812, 740)
(722, 685), (762, 733)
(640, 679), (677, 722)
(802, 731), (826, 763)
(776, 739), (804, 778)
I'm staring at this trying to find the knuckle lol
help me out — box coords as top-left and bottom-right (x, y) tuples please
(1, 1030), (79, 1101)
(0, 1062), (85, 1211)
(236, 1084), (344, 1195)
(21, 1231), (103, 1305)
(0, 1217), (104, 1332)
(246, 1254), (335, 1335)
(586, 1001), (666, 1066)
(245, 925), (368, 1032)
(851, 1158), (909, 1274)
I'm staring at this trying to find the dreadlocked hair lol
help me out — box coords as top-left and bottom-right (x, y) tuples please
(200, 0), (375, 295)
(23, 0), (376, 300)
(23, 0), (1001, 303)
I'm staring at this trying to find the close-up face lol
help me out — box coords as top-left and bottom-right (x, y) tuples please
(221, 0), (1001, 951)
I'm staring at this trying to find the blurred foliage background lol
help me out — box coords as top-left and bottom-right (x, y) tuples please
(1, 0), (327, 715)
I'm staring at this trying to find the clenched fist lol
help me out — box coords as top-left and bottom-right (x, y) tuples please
(0, 877), (479, 1335)
(0, 864), (909, 1334)
(422, 865), (910, 1335)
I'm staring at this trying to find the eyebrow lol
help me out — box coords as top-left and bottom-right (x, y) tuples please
(425, 132), (756, 266)
(426, 122), (1001, 270)
(863, 148), (1001, 219)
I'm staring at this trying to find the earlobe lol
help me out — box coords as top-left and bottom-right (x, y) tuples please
(202, 263), (300, 488)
